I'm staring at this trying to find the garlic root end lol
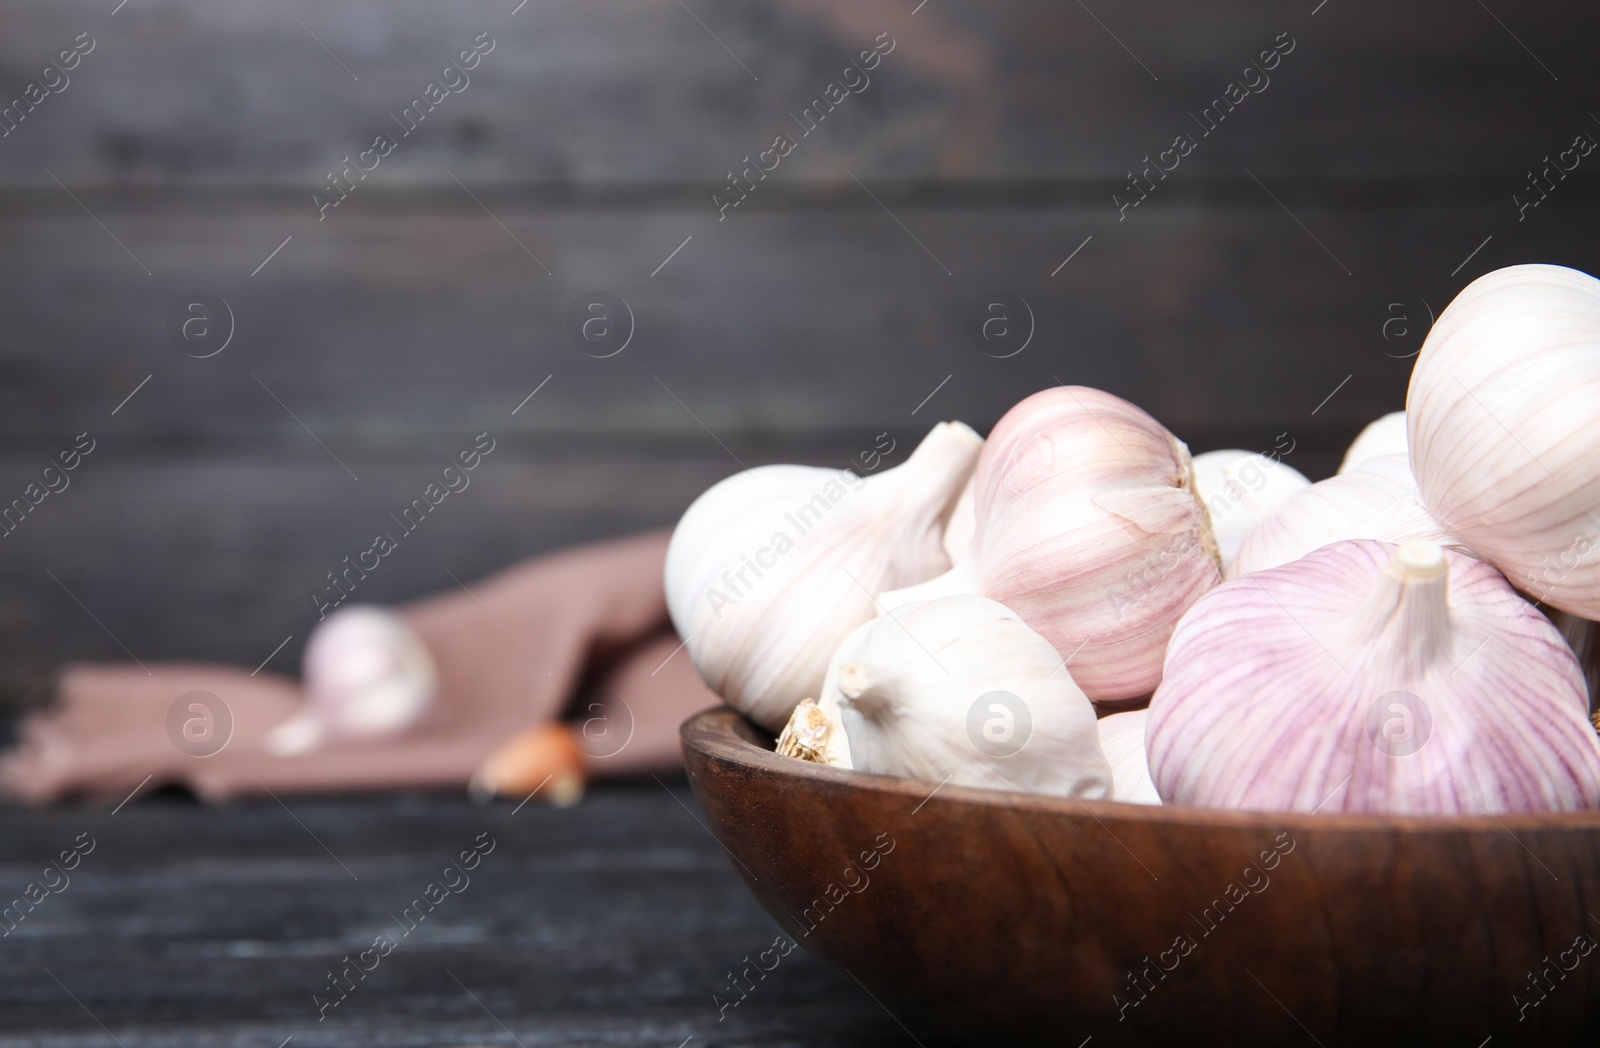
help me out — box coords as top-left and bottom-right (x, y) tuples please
(775, 698), (835, 763)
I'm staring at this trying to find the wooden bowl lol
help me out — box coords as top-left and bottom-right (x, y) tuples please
(682, 707), (1600, 1046)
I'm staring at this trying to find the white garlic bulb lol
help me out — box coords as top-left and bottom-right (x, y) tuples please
(830, 595), (1112, 798)
(1190, 450), (1311, 574)
(665, 422), (982, 731)
(1338, 411), (1408, 474)
(266, 605), (437, 756)
(883, 387), (1221, 704)
(1097, 708), (1161, 805)
(1229, 454), (1461, 579)
(1148, 539), (1600, 814)
(1409, 264), (1600, 618)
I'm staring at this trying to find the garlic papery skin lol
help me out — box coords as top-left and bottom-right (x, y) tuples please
(1097, 708), (1161, 805)
(886, 387), (1222, 704)
(1191, 450), (1311, 574)
(665, 422), (982, 732)
(1408, 264), (1600, 618)
(1147, 539), (1600, 814)
(776, 698), (853, 767)
(1229, 454), (1461, 579)
(267, 605), (437, 756)
(831, 595), (1112, 798)
(1338, 411), (1408, 474)
(795, 616), (879, 770)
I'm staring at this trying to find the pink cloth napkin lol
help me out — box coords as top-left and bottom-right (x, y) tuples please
(1, 531), (717, 804)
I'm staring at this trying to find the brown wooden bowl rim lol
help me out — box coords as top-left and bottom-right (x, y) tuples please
(682, 706), (1600, 835)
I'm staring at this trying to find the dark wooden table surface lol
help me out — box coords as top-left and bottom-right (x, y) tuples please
(0, 778), (919, 1048)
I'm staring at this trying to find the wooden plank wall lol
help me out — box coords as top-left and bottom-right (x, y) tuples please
(0, 0), (1597, 703)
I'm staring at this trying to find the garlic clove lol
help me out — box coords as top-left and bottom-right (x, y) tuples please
(1338, 411), (1408, 474)
(1096, 708), (1161, 805)
(829, 594), (1112, 799)
(665, 421), (982, 731)
(1408, 264), (1600, 618)
(883, 387), (1221, 704)
(266, 605), (437, 756)
(470, 722), (587, 808)
(941, 474), (978, 566)
(1229, 453), (1462, 579)
(1148, 538), (1600, 814)
(1190, 449), (1312, 574)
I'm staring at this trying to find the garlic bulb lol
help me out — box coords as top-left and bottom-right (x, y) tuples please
(830, 595), (1111, 798)
(1338, 411), (1407, 474)
(1097, 708), (1161, 805)
(883, 386), (1221, 703)
(1409, 264), (1600, 617)
(1190, 450), (1310, 574)
(1229, 454), (1460, 579)
(266, 605), (437, 756)
(1148, 539), (1600, 814)
(666, 422), (981, 731)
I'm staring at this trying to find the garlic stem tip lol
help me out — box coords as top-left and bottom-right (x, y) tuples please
(1394, 540), (1447, 579)
(945, 421), (985, 450)
(837, 662), (870, 701)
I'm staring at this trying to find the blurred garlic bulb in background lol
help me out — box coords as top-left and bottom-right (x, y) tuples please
(1190, 449), (1310, 574)
(1148, 539), (1600, 814)
(1230, 454), (1460, 578)
(266, 605), (437, 756)
(833, 595), (1111, 798)
(1097, 708), (1160, 805)
(1338, 411), (1408, 474)
(884, 387), (1221, 704)
(665, 422), (982, 731)
(1409, 264), (1600, 618)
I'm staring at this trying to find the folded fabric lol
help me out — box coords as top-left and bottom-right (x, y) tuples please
(0, 531), (718, 805)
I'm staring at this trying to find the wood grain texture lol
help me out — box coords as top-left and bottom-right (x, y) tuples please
(0, 451), (733, 696)
(0, 782), (912, 1047)
(684, 707), (1600, 1047)
(0, 0), (1595, 185)
(2, 201), (1598, 446)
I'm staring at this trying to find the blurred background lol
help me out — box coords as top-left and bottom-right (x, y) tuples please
(0, 0), (1597, 710)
